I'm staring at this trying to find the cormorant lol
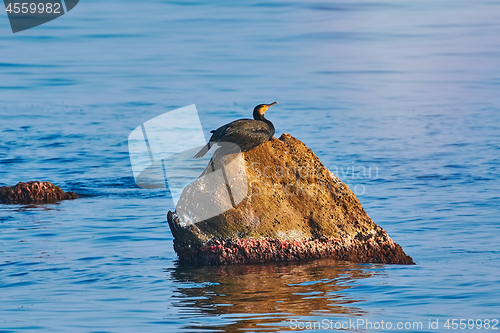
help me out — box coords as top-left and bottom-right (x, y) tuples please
(194, 102), (277, 158)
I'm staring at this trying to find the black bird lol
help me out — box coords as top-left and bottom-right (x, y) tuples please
(194, 102), (277, 158)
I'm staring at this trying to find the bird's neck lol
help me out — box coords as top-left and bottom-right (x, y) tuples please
(254, 112), (275, 137)
(266, 118), (275, 137)
(253, 109), (264, 121)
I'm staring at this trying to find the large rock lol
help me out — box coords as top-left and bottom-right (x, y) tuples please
(168, 133), (414, 265)
(0, 181), (79, 204)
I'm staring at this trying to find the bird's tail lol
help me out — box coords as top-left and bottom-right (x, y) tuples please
(193, 142), (211, 159)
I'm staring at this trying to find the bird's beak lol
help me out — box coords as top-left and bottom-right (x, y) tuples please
(263, 101), (277, 113)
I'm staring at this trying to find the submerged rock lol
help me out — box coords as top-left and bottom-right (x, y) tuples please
(0, 181), (79, 204)
(168, 133), (414, 265)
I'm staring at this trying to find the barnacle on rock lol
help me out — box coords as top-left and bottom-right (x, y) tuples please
(0, 181), (79, 204)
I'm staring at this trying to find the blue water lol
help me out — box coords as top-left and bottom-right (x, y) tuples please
(1, 0), (500, 332)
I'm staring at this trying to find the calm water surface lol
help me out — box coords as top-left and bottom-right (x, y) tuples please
(1, 1), (499, 332)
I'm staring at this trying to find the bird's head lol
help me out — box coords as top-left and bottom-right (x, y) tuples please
(253, 102), (277, 119)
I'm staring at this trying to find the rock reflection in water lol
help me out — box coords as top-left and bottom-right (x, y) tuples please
(168, 258), (375, 332)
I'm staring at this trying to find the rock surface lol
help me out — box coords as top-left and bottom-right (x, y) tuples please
(0, 181), (79, 204)
(168, 133), (414, 265)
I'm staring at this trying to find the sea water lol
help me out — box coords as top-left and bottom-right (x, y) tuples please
(1, 0), (499, 332)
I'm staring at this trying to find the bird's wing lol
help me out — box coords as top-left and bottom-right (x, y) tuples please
(222, 120), (269, 137)
(208, 119), (250, 142)
(216, 120), (270, 145)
